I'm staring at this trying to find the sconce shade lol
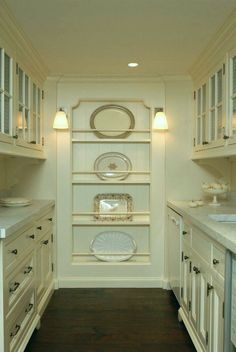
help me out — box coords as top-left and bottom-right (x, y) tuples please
(153, 109), (168, 130)
(53, 109), (68, 129)
(17, 110), (27, 129)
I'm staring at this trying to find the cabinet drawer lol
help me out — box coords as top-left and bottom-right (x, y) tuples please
(6, 289), (35, 352)
(4, 227), (35, 273)
(35, 212), (53, 241)
(5, 253), (35, 316)
(212, 244), (225, 277)
(192, 226), (211, 264)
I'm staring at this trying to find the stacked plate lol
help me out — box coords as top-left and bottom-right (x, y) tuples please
(0, 197), (32, 207)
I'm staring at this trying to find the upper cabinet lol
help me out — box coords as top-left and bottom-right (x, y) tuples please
(0, 1), (47, 159)
(191, 11), (236, 159)
(228, 51), (236, 143)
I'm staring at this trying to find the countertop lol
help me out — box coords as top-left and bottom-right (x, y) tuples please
(0, 199), (55, 238)
(167, 200), (236, 254)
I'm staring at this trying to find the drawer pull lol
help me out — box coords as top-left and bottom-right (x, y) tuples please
(29, 234), (35, 239)
(213, 258), (219, 265)
(24, 266), (33, 274)
(11, 249), (18, 255)
(182, 231), (187, 235)
(10, 324), (21, 337)
(193, 266), (200, 274)
(25, 303), (34, 314)
(9, 282), (20, 293)
(42, 240), (49, 245)
(184, 255), (189, 260)
(37, 226), (42, 230)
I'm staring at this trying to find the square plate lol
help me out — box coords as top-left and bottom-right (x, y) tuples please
(94, 193), (133, 221)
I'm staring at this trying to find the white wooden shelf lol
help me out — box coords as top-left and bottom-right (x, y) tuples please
(72, 139), (151, 144)
(72, 129), (151, 133)
(72, 180), (151, 185)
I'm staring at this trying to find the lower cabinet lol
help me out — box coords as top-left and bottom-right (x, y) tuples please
(179, 221), (225, 352)
(0, 205), (54, 352)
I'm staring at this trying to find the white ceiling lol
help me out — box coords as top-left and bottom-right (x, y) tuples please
(4, 0), (236, 77)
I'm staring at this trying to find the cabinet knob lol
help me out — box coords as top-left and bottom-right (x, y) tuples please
(29, 234), (35, 239)
(12, 134), (18, 140)
(48, 217), (53, 222)
(11, 249), (18, 255)
(37, 226), (42, 230)
(182, 231), (187, 235)
(202, 141), (209, 145)
(193, 266), (200, 274)
(184, 255), (189, 260)
(42, 240), (49, 245)
(213, 258), (219, 265)
(223, 135), (229, 140)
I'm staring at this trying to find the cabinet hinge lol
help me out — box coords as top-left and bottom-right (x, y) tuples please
(188, 300), (191, 311)
(51, 263), (54, 272)
(42, 90), (44, 100)
(223, 63), (225, 75)
(189, 261), (192, 273)
(42, 137), (45, 146)
(222, 302), (225, 319)
(206, 331), (209, 345)
(181, 287), (183, 298)
(193, 91), (196, 100)
(51, 233), (53, 243)
(16, 63), (19, 74)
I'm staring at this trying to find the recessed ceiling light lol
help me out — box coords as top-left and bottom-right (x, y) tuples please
(128, 62), (139, 68)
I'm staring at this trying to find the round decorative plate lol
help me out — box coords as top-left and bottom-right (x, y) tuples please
(0, 197), (32, 207)
(90, 104), (135, 138)
(94, 152), (132, 180)
(90, 231), (137, 262)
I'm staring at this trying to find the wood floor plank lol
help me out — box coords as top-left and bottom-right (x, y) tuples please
(25, 288), (196, 352)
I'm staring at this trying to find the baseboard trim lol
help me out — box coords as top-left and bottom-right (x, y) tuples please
(178, 307), (204, 352)
(57, 276), (168, 288)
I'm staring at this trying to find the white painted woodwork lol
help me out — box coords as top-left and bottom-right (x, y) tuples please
(177, 215), (226, 352)
(0, 206), (54, 352)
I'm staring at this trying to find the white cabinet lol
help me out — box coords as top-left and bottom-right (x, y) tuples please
(0, 48), (45, 159)
(0, 206), (54, 352)
(179, 220), (225, 352)
(71, 101), (151, 263)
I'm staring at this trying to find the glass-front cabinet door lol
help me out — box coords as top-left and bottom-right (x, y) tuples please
(0, 48), (13, 143)
(194, 62), (226, 151)
(228, 53), (236, 144)
(208, 65), (226, 146)
(16, 64), (42, 148)
(194, 82), (208, 150)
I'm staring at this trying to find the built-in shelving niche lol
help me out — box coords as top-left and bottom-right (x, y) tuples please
(71, 100), (151, 264)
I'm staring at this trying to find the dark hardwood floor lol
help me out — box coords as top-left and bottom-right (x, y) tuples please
(25, 288), (196, 352)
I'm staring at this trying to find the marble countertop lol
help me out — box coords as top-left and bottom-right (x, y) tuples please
(167, 200), (236, 254)
(0, 199), (55, 238)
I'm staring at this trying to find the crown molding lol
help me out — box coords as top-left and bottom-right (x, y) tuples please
(48, 74), (191, 84)
(0, 0), (48, 84)
(190, 9), (236, 83)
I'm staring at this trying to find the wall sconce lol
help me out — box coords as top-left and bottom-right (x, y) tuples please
(153, 108), (168, 131)
(17, 110), (27, 129)
(53, 108), (69, 129)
